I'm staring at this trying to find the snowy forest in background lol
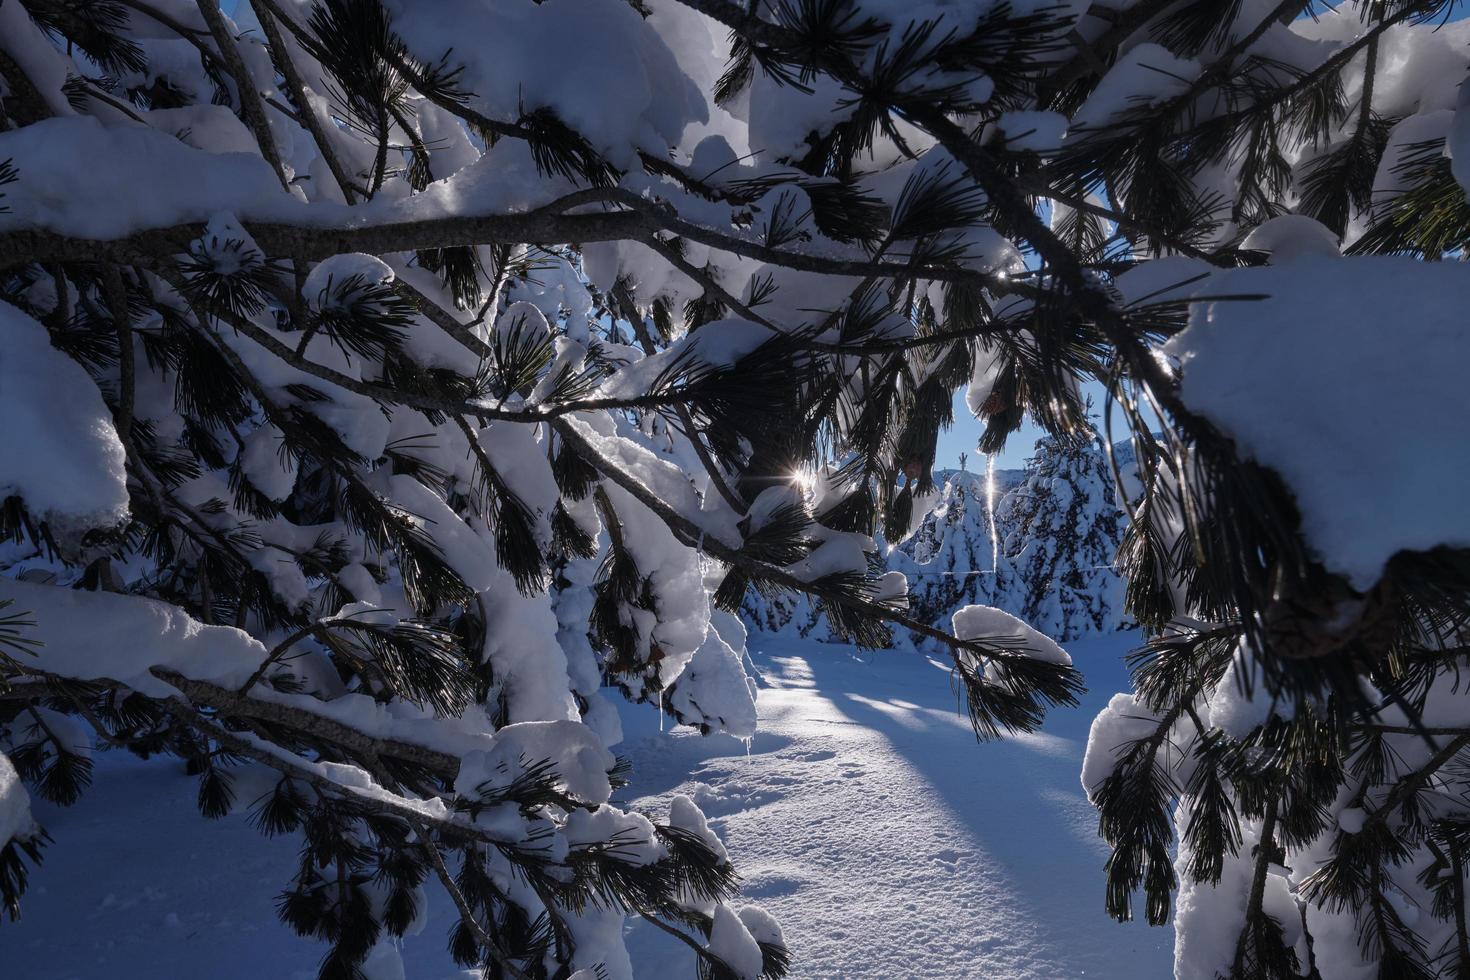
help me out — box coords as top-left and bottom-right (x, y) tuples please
(3, 0), (1470, 978)
(744, 431), (1130, 646)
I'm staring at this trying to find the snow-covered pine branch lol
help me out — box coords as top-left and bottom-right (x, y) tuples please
(2, 0), (1469, 977)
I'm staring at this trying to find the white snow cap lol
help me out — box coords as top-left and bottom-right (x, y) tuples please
(708, 904), (765, 979)
(668, 628), (759, 739)
(0, 116), (296, 239)
(668, 794), (729, 864)
(0, 301), (129, 538)
(965, 343), (1006, 420)
(0, 577), (266, 697)
(303, 253), (395, 302)
(0, 752), (35, 848)
(454, 720), (616, 804)
(994, 111), (1068, 152)
(193, 211), (263, 273)
(237, 425), (298, 502)
(1168, 256), (1470, 589)
(951, 605), (1071, 665)
(1240, 214), (1339, 262)
(1071, 44), (1201, 133)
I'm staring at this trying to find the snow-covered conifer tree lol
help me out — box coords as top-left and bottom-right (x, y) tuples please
(890, 470), (996, 630)
(1, 0), (1469, 977)
(993, 433), (1125, 641)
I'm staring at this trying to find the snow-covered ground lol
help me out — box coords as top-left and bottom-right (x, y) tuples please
(4, 632), (1171, 979)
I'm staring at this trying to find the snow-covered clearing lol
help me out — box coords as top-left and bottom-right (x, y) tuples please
(5, 632), (1170, 979)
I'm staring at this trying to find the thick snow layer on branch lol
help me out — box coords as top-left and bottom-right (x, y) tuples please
(0, 301), (129, 535)
(745, 71), (852, 164)
(595, 319), (774, 401)
(0, 0), (74, 118)
(1168, 257), (1470, 589)
(0, 752), (34, 848)
(3, 579), (525, 769)
(1081, 693), (1166, 798)
(783, 531), (874, 583)
(454, 720), (616, 804)
(951, 605), (1071, 665)
(562, 415), (741, 547)
(994, 111), (1068, 152)
(237, 425), (298, 503)
(668, 624), (759, 739)
(0, 115), (570, 240)
(668, 794), (729, 864)
(477, 420), (559, 551)
(388, 475), (499, 592)
(1112, 256), (1215, 307)
(1174, 813), (1306, 979)
(478, 569), (580, 725)
(708, 904), (765, 980)
(965, 343), (1005, 419)
(302, 253), (395, 302)
(0, 117), (296, 238)
(1070, 44), (1201, 133)
(566, 806), (666, 864)
(0, 578), (263, 698)
(1239, 214), (1339, 262)
(384, 0), (704, 165)
(603, 480), (711, 682)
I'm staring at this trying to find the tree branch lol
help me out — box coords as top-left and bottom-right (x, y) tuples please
(152, 667), (463, 774)
(418, 835), (536, 980)
(194, 0), (290, 192)
(250, 0), (362, 205)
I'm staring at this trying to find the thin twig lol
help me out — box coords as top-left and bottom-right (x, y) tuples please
(102, 267), (135, 445)
(418, 835), (536, 980)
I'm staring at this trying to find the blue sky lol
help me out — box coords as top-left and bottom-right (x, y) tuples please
(934, 379), (1134, 473)
(936, 389), (1040, 472)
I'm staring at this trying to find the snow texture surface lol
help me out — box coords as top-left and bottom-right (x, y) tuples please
(0, 301), (129, 534)
(5, 633), (1169, 979)
(1168, 257), (1470, 589)
(952, 604), (1071, 664)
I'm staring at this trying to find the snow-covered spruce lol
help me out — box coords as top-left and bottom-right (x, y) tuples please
(990, 435), (1126, 642)
(3, 1), (1470, 978)
(750, 436), (1128, 646)
(894, 437), (1127, 644)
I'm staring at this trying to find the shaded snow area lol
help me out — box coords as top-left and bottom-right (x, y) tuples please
(5, 633), (1169, 978)
(1168, 256), (1470, 590)
(623, 633), (1170, 978)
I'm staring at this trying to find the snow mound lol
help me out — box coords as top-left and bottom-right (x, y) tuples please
(0, 116), (295, 238)
(0, 301), (129, 537)
(0, 577), (265, 697)
(952, 604), (1071, 665)
(1168, 257), (1470, 589)
(0, 752), (34, 848)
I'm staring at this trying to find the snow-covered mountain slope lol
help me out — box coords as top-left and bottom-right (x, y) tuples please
(6, 633), (1169, 980)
